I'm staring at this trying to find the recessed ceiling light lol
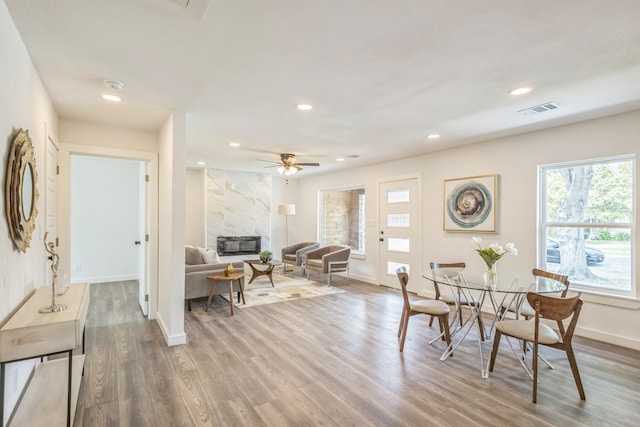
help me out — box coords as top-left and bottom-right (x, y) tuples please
(427, 134), (440, 139)
(296, 103), (313, 111)
(229, 142), (240, 147)
(336, 157), (345, 162)
(102, 94), (121, 102)
(197, 161), (206, 166)
(509, 86), (532, 96)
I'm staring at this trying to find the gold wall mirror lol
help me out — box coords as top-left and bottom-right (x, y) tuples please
(4, 128), (39, 252)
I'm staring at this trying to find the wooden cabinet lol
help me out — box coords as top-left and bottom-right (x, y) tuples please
(0, 283), (89, 427)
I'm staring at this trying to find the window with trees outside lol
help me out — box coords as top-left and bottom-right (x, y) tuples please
(320, 187), (365, 254)
(539, 155), (635, 297)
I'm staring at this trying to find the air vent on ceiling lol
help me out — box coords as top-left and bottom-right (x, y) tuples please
(518, 102), (559, 116)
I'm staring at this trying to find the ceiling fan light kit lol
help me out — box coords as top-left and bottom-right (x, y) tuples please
(277, 164), (298, 175)
(260, 153), (320, 175)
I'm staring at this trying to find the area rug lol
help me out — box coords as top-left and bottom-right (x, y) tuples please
(221, 273), (346, 308)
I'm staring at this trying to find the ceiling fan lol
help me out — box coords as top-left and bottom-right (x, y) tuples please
(258, 153), (320, 175)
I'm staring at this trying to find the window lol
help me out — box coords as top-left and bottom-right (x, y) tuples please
(539, 155), (635, 297)
(320, 187), (365, 253)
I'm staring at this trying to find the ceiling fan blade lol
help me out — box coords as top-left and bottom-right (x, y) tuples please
(295, 162), (320, 166)
(256, 159), (280, 164)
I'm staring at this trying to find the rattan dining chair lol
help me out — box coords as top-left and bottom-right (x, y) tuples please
(429, 262), (485, 341)
(396, 267), (451, 352)
(489, 291), (585, 403)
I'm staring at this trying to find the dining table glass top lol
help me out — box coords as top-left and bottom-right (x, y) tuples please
(422, 270), (567, 294)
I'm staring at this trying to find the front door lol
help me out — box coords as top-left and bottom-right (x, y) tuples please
(378, 176), (421, 290)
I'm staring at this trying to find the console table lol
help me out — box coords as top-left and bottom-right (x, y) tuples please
(0, 282), (90, 427)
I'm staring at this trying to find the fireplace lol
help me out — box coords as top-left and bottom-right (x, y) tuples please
(217, 235), (261, 256)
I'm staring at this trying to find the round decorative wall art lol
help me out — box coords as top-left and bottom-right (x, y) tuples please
(4, 128), (39, 252)
(443, 174), (497, 232)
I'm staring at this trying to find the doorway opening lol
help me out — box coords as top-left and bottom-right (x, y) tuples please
(70, 155), (150, 315)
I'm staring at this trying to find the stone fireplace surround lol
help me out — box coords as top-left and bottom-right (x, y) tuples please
(217, 235), (261, 256)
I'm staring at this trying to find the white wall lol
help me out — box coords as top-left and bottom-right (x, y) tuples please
(295, 110), (640, 350)
(70, 156), (141, 283)
(156, 112), (186, 346)
(0, 2), (58, 423)
(271, 176), (297, 256)
(60, 119), (158, 152)
(185, 168), (205, 247)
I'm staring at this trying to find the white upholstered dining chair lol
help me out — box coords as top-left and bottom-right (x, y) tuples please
(489, 291), (585, 403)
(396, 267), (451, 352)
(429, 262), (485, 341)
(499, 268), (570, 321)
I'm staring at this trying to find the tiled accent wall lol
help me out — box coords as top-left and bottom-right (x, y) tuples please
(206, 169), (271, 251)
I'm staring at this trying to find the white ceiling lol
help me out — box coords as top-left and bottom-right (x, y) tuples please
(6, 0), (640, 177)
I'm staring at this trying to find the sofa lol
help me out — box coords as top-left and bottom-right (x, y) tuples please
(184, 246), (244, 311)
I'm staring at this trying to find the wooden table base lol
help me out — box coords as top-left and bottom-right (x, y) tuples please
(244, 259), (282, 287)
(206, 272), (245, 315)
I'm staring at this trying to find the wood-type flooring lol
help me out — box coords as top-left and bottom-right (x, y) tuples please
(74, 279), (640, 426)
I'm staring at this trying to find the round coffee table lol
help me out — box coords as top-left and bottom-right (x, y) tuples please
(243, 259), (282, 286)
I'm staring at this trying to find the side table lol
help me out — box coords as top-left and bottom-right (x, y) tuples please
(206, 272), (245, 315)
(243, 259), (282, 286)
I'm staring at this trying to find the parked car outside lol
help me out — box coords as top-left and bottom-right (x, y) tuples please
(546, 238), (605, 265)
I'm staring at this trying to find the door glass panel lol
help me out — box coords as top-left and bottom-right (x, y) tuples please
(387, 238), (410, 253)
(386, 213), (410, 227)
(387, 188), (410, 203)
(387, 261), (409, 275)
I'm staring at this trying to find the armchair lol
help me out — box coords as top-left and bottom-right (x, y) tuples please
(305, 245), (351, 285)
(281, 241), (320, 275)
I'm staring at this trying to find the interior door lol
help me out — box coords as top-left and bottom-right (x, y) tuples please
(45, 133), (59, 286)
(378, 177), (421, 290)
(138, 161), (149, 316)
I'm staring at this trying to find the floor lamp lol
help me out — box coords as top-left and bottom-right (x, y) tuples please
(278, 204), (296, 247)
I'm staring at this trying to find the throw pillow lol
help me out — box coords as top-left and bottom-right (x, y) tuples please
(198, 247), (222, 265)
(185, 246), (203, 265)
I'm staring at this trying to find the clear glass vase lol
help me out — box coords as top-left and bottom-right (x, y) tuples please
(484, 263), (497, 288)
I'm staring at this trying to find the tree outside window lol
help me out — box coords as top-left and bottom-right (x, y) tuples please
(540, 156), (634, 295)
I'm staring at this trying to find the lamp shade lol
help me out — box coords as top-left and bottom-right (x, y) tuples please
(278, 204), (296, 215)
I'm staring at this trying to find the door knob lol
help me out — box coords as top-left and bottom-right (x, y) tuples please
(135, 240), (141, 245)
(379, 238), (384, 242)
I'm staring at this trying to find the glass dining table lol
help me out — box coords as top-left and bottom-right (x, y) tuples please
(421, 269), (567, 378)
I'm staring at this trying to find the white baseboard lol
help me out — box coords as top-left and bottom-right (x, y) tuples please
(576, 327), (640, 351)
(156, 314), (186, 346)
(342, 272), (376, 284)
(71, 274), (138, 284)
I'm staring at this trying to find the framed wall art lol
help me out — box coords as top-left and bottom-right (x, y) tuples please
(5, 128), (39, 251)
(443, 174), (497, 232)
